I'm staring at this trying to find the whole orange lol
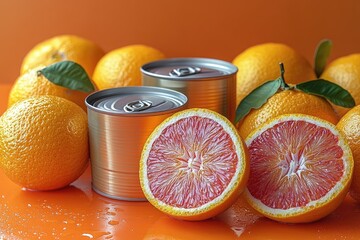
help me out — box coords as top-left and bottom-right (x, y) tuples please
(8, 66), (89, 111)
(321, 54), (360, 117)
(238, 89), (339, 139)
(92, 44), (165, 89)
(232, 43), (316, 105)
(21, 34), (105, 76)
(0, 96), (89, 191)
(336, 105), (360, 202)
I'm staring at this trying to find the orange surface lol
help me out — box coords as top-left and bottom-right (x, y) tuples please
(1, 83), (360, 239)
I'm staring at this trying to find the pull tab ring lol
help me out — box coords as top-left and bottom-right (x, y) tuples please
(123, 100), (152, 112)
(170, 66), (201, 77)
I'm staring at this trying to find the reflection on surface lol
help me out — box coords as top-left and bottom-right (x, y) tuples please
(1, 165), (360, 239)
(217, 194), (262, 237)
(1, 185), (91, 239)
(144, 216), (236, 239)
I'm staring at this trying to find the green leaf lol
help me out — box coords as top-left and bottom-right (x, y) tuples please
(38, 61), (95, 93)
(314, 39), (332, 78)
(235, 78), (282, 123)
(295, 79), (355, 108)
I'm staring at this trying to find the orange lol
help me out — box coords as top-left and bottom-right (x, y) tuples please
(92, 44), (165, 89)
(232, 43), (316, 105)
(244, 114), (353, 223)
(238, 89), (339, 139)
(8, 66), (89, 111)
(139, 108), (249, 221)
(320, 54), (360, 117)
(337, 105), (360, 202)
(0, 96), (89, 191)
(21, 34), (105, 76)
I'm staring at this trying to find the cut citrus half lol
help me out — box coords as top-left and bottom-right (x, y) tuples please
(244, 114), (353, 223)
(139, 108), (249, 221)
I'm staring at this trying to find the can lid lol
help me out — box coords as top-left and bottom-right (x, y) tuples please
(85, 86), (187, 115)
(141, 58), (238, 80)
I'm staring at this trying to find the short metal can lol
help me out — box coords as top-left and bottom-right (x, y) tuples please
(85, 86), (188, 201)
(141, 58), (238, 123)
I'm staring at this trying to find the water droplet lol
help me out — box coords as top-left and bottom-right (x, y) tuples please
(231, 226), (245, 237)
(82, 231), (111, 239)
(106, 211), (116, 216)
(82, 233), (94, 239)
(108, 220), (119, 225)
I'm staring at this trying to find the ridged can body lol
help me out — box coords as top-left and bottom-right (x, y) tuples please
(141, 58), (238, 123)
(85, 86), (187, 201)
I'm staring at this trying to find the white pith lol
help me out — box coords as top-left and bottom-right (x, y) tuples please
(244, 114), (353, 217)
(140, 108), (246, 215)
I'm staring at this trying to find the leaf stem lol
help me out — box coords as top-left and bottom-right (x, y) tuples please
(279, 62), (290, 90)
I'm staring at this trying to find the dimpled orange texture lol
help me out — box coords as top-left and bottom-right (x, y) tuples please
(20, 34), (105, 77)
(92, 44), (165, 89)
(238, 90), (339, 139)
(8, 66), (89, 111)
(321, 54), (360, 117)
(232, 43), (316, 105)
(0, 95), (89, 191)
(337, 105), (360, 202)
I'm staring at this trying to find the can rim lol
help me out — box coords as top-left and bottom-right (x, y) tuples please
(85, 86), (188, 116)
(141, 57), (238, 80)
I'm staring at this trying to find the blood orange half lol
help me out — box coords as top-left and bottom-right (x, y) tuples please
(244, 114), (353, 223)
(139, 108), (249, 221)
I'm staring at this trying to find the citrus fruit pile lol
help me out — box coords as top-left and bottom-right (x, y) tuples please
(1, 34), (165, 191)
(1, 34), (360, 228)
(139, 40), (360, 224)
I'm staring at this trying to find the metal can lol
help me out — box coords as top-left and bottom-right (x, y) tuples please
(85, 86), (188, 201)
(141, 58), (238, 123)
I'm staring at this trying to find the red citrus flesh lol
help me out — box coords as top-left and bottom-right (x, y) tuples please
(248, 120), (344, 208)
(140, 108), (249, 220)
(244, 114), (353, 223)
(147, 116), (238, 208)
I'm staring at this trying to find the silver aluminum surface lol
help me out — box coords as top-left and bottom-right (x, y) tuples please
(85, 86), (187, 201)
(141, 58), (238, 122)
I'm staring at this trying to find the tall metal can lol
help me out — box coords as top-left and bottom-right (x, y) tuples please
(141, 58), (238, 123)
(85, 86), (187, 201)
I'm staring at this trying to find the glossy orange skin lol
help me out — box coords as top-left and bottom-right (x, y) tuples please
(337, 105), (360, 202)
(0, 95), (89, 190)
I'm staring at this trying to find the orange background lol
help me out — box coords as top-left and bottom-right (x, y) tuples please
(1, 0), (360, 84)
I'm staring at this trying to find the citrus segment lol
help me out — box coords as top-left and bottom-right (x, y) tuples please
(140, 108), (249, 221)
(244, 114), (353, 223)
